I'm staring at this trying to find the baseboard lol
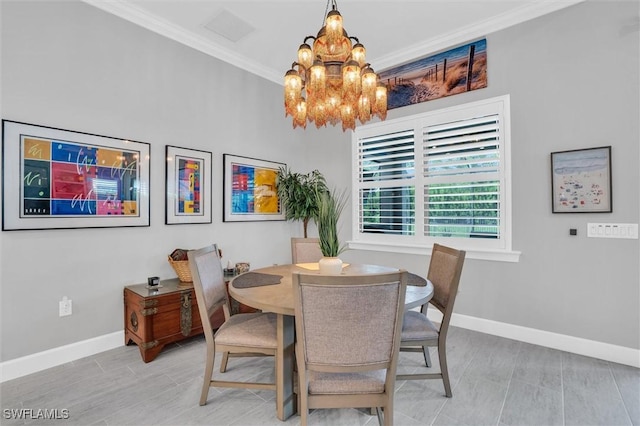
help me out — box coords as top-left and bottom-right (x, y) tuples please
(428, 309), (640, 368)
(2, 312), (638, 383)
(0, 331), (124, 383)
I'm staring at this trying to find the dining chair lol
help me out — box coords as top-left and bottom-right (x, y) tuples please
(291, 237), (323, 264)
(292, 270), (408, 426)
(397, 243), (466, 397)
(188, 244), (277, 406)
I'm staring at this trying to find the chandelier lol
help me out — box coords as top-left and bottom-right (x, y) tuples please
(284, 0), (387, 131)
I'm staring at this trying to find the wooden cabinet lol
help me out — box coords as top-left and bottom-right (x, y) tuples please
(124, 278), (203, 362)
(124, 275), (257, 362)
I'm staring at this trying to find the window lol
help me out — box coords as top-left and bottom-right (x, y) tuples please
(351, 95), (518, 261)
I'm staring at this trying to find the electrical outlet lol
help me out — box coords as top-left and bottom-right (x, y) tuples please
(59, 296), (72, 317)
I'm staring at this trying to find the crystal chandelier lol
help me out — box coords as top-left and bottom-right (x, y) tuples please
(284, 0), (387, 131)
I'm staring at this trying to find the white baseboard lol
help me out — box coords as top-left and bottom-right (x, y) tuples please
(428, 309), (640, 368)
(0, 331), (124, 383)
(2, 312), (638, 383)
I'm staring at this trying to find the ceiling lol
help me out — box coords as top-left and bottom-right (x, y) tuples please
(82, 0), (583, 85)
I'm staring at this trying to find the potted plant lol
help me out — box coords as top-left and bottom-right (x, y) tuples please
(276, 167), (328, 238)
(315, 188), (348, 274)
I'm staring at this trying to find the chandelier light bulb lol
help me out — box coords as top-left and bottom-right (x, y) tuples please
(297, 44), (314, 70)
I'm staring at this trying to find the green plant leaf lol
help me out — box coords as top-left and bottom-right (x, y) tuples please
(316, 187), (348, 257)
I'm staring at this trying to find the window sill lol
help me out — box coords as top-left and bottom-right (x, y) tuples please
(346, 240), (521, 263)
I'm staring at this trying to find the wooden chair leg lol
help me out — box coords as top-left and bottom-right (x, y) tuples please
(376, 407), (384, 426)
(438, 344), (452, 397)
(219, 351), (230, 373)
(299, 395), (308, 426)
(423, 346), (432, 368)
(200, 348), (215, 405)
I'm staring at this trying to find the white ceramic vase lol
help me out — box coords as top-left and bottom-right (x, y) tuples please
(318, 257), (343, 275)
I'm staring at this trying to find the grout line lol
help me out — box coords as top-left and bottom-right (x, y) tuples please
(495, 340), (521, 426)
(429, 395), (449, 426)
(560, 352), (565, 426)
(607, 361), (635, 425)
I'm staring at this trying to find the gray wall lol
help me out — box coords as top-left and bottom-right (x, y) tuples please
(1, 0), (638, 363)
(0, 0), (344, 361)
(343, 1), (640, 350)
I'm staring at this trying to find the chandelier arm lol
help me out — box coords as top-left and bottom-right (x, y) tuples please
(303, 36), (317, 44)
(292, 62), (308, 74)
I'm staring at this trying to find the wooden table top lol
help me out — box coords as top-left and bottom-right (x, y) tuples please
(229, 263), (434, 316)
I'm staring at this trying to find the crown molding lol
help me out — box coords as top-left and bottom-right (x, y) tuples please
(82, 0), (584, 86)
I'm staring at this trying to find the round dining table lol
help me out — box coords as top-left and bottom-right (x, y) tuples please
(228, 263), (434, 421)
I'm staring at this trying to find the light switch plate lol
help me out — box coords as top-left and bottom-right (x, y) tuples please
(587, 223), (638, 239)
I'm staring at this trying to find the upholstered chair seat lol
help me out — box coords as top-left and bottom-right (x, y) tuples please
(214, 312), (277, 349)
(401, 311), (439, 341)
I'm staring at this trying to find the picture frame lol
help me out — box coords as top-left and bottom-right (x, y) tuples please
(165, 145), (212, 225)
(379, 38), (487, 110)
(550, 146), (612, 213)
(223, 154), (285, 222)
(2, 120), (150, 231)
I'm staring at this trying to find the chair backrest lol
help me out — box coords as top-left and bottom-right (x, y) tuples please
(293, 271), (407, 372)
(188, 245), (230, 336)
(427, 243), (466, 317)
(291, 237), (323, 264)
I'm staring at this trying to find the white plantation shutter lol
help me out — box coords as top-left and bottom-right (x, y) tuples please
(422, 113), (501, 239)
(357, 129), (415, 235)
(353, 95), (510, 252)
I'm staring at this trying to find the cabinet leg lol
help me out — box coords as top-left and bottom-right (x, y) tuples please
(140, 343), (163, 363)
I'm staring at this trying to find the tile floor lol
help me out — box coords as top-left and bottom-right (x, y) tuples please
(1, 326), (638, 425)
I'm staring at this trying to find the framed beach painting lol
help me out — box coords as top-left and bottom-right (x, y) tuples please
(223, 154), (285, 222)
(2, 120), (150, 230)
(550, 146), (612, 213)
(379, 38), (487, 110)
(165, 145), (212, 225)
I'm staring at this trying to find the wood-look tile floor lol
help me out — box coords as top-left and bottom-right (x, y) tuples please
(2, 326), (638, 425)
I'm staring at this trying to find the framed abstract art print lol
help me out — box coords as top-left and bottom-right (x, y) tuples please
(223, 154), (285, 222)
(2, 120), (150, 230)
(165, 145), (212, 225)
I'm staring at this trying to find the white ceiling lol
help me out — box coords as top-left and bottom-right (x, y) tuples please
(83, 0), (583, 85)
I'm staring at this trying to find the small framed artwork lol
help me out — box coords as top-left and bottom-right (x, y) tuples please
(2, 119), (150, 231)
(223, 154), (285, 222)
(551, 146), (612, 213)
(165, 145), (212, 225)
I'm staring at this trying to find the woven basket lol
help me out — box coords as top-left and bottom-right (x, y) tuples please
(168, 256), (192, 283)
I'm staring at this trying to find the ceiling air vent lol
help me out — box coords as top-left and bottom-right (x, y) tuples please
(204, 9), (255, 43)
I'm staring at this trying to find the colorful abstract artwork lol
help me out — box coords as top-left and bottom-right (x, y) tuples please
(379, 39), (487, 110)
(165, 146), (212, 225)
(223, 154), (285, 222)
(551, 146), (612, 213)
(2, 120), (150, 230)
